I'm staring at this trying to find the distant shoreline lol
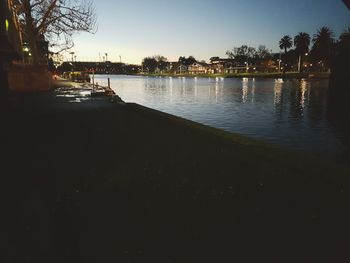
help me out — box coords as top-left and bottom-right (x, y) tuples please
(138, 72), (330, 79)
(89, 72), (330, 80)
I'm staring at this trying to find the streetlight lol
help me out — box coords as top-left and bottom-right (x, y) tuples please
(278, 52), (283, 72)
(70, 52), (75, 62)
(298, 53), (308, 73)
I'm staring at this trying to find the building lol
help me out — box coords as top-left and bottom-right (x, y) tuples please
(166, 62), (188, 75)
(0, 0), (22, 91)
(0, 0), (22, 55)
(208, 57), (252, 74)
(188, 62), (209, 75)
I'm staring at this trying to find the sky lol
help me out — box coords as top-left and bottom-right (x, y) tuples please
(66, 0), (350, 64)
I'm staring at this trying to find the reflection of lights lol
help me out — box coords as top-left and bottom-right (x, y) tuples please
(274, 80), (283, 106)
(169, 77), (173, 98)
(300, 80), (308, 109)
(194, 78), (197, 98)
(242, 81), (248, 103)
(242, 77), (248, 83)
(252, 83), (256, 101)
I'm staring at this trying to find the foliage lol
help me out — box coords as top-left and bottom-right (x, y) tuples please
(339, 27), (350, 43)
(154, 55), (168, 71)
(142, 55), (168, 73)
(16, 0), (97, 63)
(338, 27), (350, 51)
(226, 45), (256, 62)
(294, 32), (311, 55)
(142, 57), (157, 73)
(310, 26), (335, 70)
(279, 35), (293, 54)
(178, 56), (197, 66)
(256, 45), (271, 59)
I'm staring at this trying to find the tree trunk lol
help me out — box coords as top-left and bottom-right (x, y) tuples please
(282, 48), (287, 74)
(23, 0), (40, 65)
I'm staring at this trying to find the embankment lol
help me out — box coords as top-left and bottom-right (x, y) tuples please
(1, 90), (349, 262)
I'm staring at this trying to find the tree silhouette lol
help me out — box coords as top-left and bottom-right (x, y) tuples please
(279, 35), (293, 54)
(142, 57), (157, 73)
(339, 27), (350, 51)
(256, 45), (270, 59)
(154, 55), (168, 72)
(226, 45), (256, 63)
(294, 32), (311, 55)
(311, 26), (335, 70)
(178, 56), (197, 66)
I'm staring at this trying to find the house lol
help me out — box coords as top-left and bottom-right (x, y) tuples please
(188, 62), (209, 75)
(209, 57), (237, 74)
(167, 62), (188, 74)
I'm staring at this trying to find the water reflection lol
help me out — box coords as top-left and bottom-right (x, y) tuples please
(274, 79), (283, 106)
(242, 78), (248, 104)
(94, 75), (350, 163)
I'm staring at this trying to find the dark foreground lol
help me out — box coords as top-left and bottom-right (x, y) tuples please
(0, 90), (349, 263)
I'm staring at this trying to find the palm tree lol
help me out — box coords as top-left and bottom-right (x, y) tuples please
(311, 26), (335, 70)
(279, 35), (293, 54)
(294, 32), (311, 55)
(313, 26), (335, 45)
(294, 32), (311, 72)
(339, 27), (350, 44)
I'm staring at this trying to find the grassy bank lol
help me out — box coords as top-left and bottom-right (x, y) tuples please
(140, 71), (331, 79)
(1, 90), (349, 262)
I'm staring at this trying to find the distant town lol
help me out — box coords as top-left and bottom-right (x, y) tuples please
(52, 26), (349, 77)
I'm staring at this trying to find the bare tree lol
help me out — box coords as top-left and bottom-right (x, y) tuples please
(15, 0), (97, 63)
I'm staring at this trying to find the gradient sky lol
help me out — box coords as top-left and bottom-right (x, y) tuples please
(67, 0), (350, 64)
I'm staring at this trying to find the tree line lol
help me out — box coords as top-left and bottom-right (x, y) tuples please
(278, 26), (350, 72)
(142, 55), (199, 73)
(142, 26), (350, 74)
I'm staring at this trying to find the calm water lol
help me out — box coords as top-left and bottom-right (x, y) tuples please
(94, 75), (350, 163)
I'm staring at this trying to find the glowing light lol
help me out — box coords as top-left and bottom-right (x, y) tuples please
(5, 19), (9, 32)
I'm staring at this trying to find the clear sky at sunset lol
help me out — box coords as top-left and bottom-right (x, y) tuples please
(67, 0), (350, 64)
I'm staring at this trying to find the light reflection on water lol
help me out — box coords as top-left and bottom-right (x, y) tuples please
(94, 75), (350, 162)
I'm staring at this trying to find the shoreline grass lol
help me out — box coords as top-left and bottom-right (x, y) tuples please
(2, 83), (347, 261)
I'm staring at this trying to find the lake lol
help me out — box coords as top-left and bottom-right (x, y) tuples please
(94, 75), (350, 164)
